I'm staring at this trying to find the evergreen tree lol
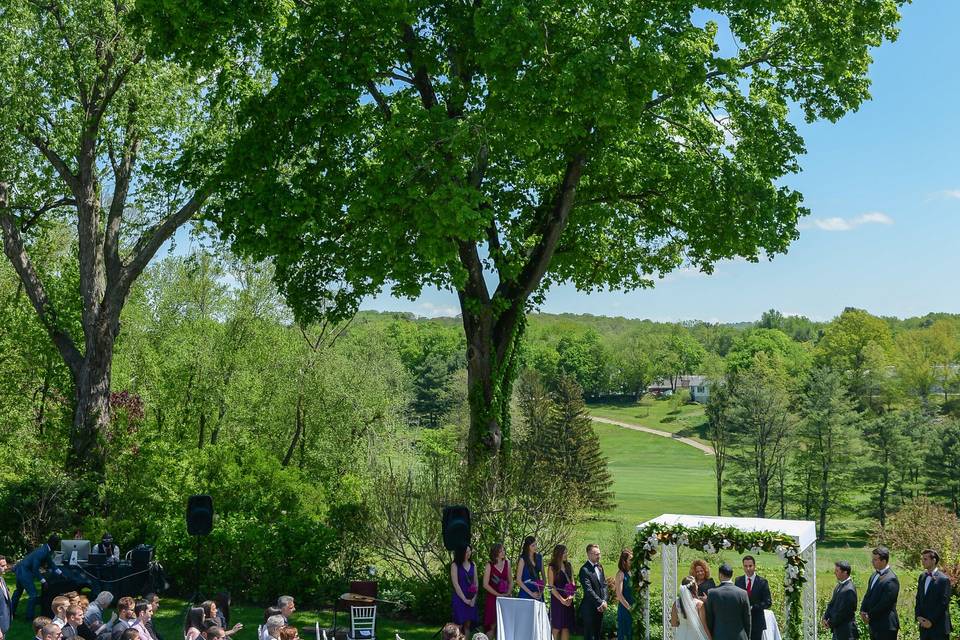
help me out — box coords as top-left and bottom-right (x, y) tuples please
(546, 376), (614, 512)
(795, 368), (860, 540)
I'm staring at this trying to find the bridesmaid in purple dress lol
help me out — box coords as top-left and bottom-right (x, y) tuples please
(450, 545), (479, 636)
(548, 544), (575, 640)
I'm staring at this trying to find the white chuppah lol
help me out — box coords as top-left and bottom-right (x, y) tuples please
(496, 596), (552, 640)
(636, 514), (817, 640)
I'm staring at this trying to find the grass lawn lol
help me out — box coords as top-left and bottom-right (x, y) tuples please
(588, 397), (709, 440)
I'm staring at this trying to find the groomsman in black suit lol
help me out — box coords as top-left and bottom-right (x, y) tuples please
(579, 543), (608, 640)
(823, 561), (859, 640)
(860, 546), (900, 640)
(735, 556), (771, 640)
(915, 549), (951, 640)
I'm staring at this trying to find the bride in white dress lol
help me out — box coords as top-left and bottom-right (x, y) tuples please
(671, 576), (712, 640)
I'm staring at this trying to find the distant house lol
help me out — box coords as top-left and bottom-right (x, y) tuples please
(647, 375), (711, 403)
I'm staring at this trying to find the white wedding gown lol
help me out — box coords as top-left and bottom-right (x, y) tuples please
(675, 589), (711, 640)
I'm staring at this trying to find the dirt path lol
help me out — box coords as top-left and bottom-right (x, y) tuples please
(590, 415), (715, 455)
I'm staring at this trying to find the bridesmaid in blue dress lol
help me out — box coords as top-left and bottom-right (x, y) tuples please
(516, 535), (544, 600)
(615, 549), (635, 640)
(450, 545), (479, 636)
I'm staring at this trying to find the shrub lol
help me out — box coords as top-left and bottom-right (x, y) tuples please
(943, 399), (960, 418)
(873, 497), (960, 568)
(661, 416), (677, 424)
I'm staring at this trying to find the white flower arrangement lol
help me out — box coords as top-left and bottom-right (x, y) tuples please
(774, 545), (787, 560)
(677, 534), (690, 547)
(640, 568), (650, 581)
(703, 541), (717, 554)
(749, 545), (763, 555)
(721, 539), (732, 549)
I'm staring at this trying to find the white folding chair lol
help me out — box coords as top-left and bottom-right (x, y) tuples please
(348, 604), (376, 639)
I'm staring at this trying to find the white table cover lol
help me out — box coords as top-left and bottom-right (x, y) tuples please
(763, 609), (782, 640)
(496, 597), (552, 640)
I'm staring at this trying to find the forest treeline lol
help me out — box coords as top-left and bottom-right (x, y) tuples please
(2, 242), (960, 609)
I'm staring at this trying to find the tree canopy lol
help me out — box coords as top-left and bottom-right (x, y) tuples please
(135, 0), (905, 463)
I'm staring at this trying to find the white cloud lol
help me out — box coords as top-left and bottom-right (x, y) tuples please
(933, 189), (960, 200)
(799, 211), (893, 232)
(417, 302), (460, 318)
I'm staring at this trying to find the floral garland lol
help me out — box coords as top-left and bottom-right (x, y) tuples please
(631, 523), (807, 640)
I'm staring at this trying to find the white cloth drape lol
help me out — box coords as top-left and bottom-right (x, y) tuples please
(496, 597), (551, 640)
(763, 610), (782, 640)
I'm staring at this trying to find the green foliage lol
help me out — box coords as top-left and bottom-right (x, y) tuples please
(726, 328), (812, 381)
(795, 368), (860, 539)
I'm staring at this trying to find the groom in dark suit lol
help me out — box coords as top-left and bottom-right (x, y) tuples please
(734, 556), (770, 640)
(706, 563), (751, 640)
(579, 543), (608, 640)
(915, 549), (951, 640)
(823, 561), (859, 640)
(860, 546), (900, 640)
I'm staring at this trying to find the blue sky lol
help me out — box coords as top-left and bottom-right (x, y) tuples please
(358, 1), (960, 323)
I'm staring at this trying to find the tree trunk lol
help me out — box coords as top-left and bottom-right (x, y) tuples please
(461, 301), (524, 467)
(68, 338), (115, 474)
(282, 395), (304, 467)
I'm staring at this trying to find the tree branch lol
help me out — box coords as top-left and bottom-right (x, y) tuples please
(645, 53), (773, 111)
(495, 153), (586, 305)
(119, 185), (212, 293)
(400, 23), (439, 110)
(11, 197), (77, 233)
(21, 129), (81, 196)
(0, 183), (83, 377)
(50, 0), (90, 107)
(365, 81), (392, 121)
(104, 101), (140, 285)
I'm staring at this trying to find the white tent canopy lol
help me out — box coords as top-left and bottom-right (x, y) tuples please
(637, 514), (817, 640)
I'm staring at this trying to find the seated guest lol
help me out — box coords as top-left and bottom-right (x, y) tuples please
(51, 596), (71, 628)
(74, 596), (95, 639)
(689, 559), (716, 602)
(84, 592), (113, 634)
(201, 624), (225, 640)
(41, 623), (62, 640)
(92, 535), (120, 564)
(62, 604), (84, 640)
(33, 616), (53, 640)
(277, 626), (298, 640)
(259, 608), (282, 640)
(143, 594), (161, 640)
(472, 635), (490, 640)
(261, 616), (285, 640)
(121, 630), (139, 640)
(130, 601), (154, 640)
(65, 593), (80, 608)
(184, 607), (205, 640)
(212, 593), (230, 629)
(201, 601), (241, 637)
(442, 623), (464, 640)
(111, 598), (137, 640)
(276, 597), (295, 623)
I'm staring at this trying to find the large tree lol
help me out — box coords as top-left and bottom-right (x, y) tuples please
(0, 0), (229, 473)
(137, 0), (906, 465)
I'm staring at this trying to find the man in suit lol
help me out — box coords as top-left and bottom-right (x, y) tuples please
(61, 605), (84, 640)
(823, 561), (859, 640)
(706, 563), (751, 640)
(111, 597), (137, 640)
(860, 546), (900, 640)
(12, 535), (62, 621)
(579, 543), (608, 640)
(915, 549), (951, 640)
(735, 556), (771, 640)
(0, 555), (12, 640)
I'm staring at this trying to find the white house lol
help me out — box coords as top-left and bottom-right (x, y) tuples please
(647, 375), (711, 402)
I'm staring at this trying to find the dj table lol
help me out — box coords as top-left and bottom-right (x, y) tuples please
(40, 559), (168, 613)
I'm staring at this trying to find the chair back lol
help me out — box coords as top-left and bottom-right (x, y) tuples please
(349, 605), (377, 639)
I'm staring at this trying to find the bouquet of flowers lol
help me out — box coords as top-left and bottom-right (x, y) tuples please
(562, 582), (577, 597)
(466, 583), (478, 596)
(491, 575), (509, 594)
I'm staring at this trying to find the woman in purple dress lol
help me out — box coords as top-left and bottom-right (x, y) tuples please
(548, 544), (575, 640)
(450, 545), (479, 635)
